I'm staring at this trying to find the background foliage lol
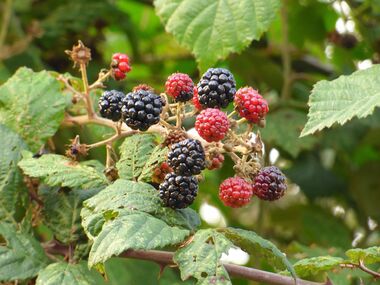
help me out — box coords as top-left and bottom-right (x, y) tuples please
(1, 0), (380, 284)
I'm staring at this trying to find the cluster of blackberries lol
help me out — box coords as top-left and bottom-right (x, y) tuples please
(218, 166), (287, 208)
(98, 89), (164, 131)
(159, 139), (206, 209)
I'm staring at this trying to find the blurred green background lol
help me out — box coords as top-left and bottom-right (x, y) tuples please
(1, 0), (380, 284)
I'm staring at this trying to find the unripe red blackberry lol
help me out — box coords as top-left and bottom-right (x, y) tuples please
(207, 153), (224, 170)
(168, 139), (205, 176)
(195, 108), (229, 142)
(159, 173), (198, 209)
(98, 90), (125, 121)
(253, 166), (287, 201)
(152, 162), (173, 184)
(192, 87), (202, 111)
(197, 68), (236, 109)
(219, 177), (253, 208)
(165, 73), (194, 102)
(234, 87), (269, 124)
(162, 129), (188, 147)
(111, 53), (131, 81)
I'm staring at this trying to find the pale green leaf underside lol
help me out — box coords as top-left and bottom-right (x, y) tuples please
(0, 223), (49, 281)
(36, 262), (103, 285)
(174, 229), (233, 284)
(0, 125), (29, 223)
(301, 65), (380, 136)
(293, 256), (344, 278)
(18, 154), (108, 189)
(220, 228), (295, 278)
(154, 0), (280, 70)
(0, 67), (67, 152)
(88, 212), (189, 266)
(346, 246), (380, 264)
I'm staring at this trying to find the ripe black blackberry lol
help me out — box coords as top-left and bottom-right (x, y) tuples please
(197, 68), (236, 109)
(167, 139), (205, 176)
(159, 173), (198, 209)
(121, 89), (163, 131)
(98, 90), (125, 121)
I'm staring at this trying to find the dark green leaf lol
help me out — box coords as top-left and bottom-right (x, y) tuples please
(293, 256), (344, 278)
(18, 154), (108, 189)
(36, 261), (104, 285)
(0, 125), (29, 223)
(117, 134), (163, 181)
(301, 65), (380, 136)
(261, 109), (317, 157)
(0, 223), (49, 281)
(346, 247), (380, 265)
(174, 229), (233, 284)
(154, 0), (280, 70)
(0, 67), (68, 151)
(220, 228), (296, 277)
(39, 187), (100, 244)
(89, 212), (190, 266)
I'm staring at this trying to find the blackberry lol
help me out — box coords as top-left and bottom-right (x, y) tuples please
(159, 173), (198, 209)
(98, 90), (125, 121)
(219, 177), (253, 208)
(197, 68), (236, 109)
(168, 139), (205, 176)
(121, 89), (163, 131)
(253, 166), (287, 201)
(165, 73), (194, 102)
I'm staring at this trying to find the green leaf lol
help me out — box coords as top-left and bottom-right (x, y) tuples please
(117, 134), (164, 181)
(0, 223), (49, 281)
(220, 228), (296, 278)
(18, 154), (108, 189)
(346, 247), (380, 265)
(301, 65), (380, 136)
(0, 67), (68, 151)
(81, 179), (199, 240)
(0, 125), (29, 223)
(154, 0), (280, 70)
(39, 187), (100, 244)
(293, 256), (344, 278)
(261, 109), (317, 157)
(36, 262), (104, 285)
(174, 229), (233, 284)
(139, 145), (168, 182)
(88, 212), (190, 266)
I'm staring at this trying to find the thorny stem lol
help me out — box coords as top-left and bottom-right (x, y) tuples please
(120, 249), (326, 285)
(86, 130), (137, 149)
(358, 260), (380, 279)
(80, 63), (95, 118)
(57, 75), (83, 101)
(89, 70), (112, 90)
(227, 110), (237, 119)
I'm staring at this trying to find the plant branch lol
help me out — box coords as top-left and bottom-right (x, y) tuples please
(80, 63), (95, 118)
(86, 130), (137, 149)
(358, 260), (380, 279)
(0, 0), (12, 51)
(280, 0), (292, 100)
(121, 249), (325, 285)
